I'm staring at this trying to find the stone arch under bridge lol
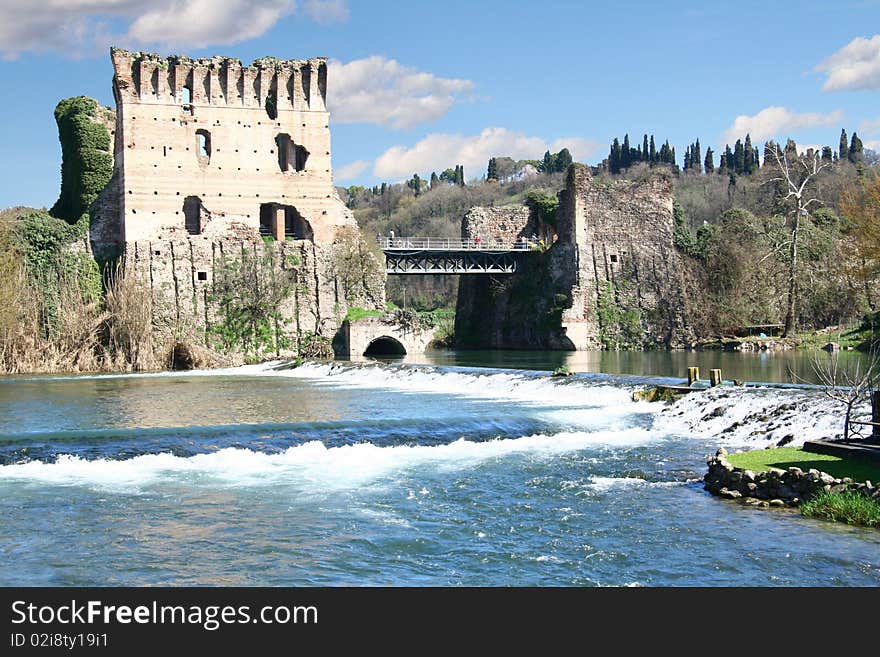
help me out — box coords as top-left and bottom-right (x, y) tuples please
(337, 317), (436, 358)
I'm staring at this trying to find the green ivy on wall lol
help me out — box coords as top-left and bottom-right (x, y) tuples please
(50, 96), (113, 225)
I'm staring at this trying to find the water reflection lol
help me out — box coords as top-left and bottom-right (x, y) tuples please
(360, 348), (871, 385)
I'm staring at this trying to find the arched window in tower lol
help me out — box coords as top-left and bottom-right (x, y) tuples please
(181, 84), (192, 105)
(275, 133), (309, 172)
(196, 129), (211, 164)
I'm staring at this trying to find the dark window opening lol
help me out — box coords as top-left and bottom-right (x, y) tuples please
(364, 337), (407, 358)
(275, 133), (309, 172)
(197, 271), (208, 281)
(610, 254), (618, 263)
(258, 203), (313, 240)
(196, 129), (211, 163)
(183, 196), (203, 235)
(265, 90), (277, 120)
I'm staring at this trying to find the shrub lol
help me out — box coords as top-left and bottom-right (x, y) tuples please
(801, 490), (880, 528)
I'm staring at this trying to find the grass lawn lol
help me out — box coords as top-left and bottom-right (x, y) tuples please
(727, 447), (880, 483)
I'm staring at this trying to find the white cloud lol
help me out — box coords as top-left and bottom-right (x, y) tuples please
(815, 35), (880, 92)
(865, 140), (880, 152)
(859, 117), (880, 135)
(0, 0), (348, 58)
(304, 0), (348, 24)
(328, 56), (475, 129)
(722, 106), (844, 146)
(372, 128), (600, 180)
(334, 160), (370, 182)
(128, 0), (294, 49)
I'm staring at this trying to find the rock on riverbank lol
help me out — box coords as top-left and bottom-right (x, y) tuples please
(704, 448), (880, 507)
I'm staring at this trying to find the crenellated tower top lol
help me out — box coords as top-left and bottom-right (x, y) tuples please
(110, 47), (328, 112)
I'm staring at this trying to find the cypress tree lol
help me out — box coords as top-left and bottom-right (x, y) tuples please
(642, 134), (649, 162)
(733, 139), (745, 173)
(683, 145), (691, 171)
(704, 147), (715, 173)
(671, 146), (676, 166)
(487, 157), (498, 181)
(430, 172), (439, 189)
(849, 132), (864, 163)
(693, 139), (701, 173)
(743, 134), (754, 173)
(622, 134), (631, 168)
(556, 148), (573, 172)
(821, 146), (833, 162)
(610, 138), (621, 173)
(541, 150), (553, 173)
(455, 164), (465, 186)
(380, 182), (387, 195)
(649, 135), (656, 162)
(839, 129), (849, 161)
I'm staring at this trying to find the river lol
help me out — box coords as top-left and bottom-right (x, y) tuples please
(0, 350), (878, 586)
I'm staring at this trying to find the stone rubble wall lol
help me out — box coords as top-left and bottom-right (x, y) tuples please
(704, 448), (880, 508)
(455, 164), (692, 350)
(123, 236), (351, 353)
(461, 206), (537, 246)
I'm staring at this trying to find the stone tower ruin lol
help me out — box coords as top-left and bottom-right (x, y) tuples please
(89, 48), (383, 355)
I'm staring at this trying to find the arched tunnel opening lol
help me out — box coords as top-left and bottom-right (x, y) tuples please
(364, 336), (407, 357)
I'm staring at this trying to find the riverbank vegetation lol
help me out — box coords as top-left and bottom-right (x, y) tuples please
(800, 489), (880, 528)
(725, 447), (880, 529)
(727, 447), (880, 483)
(341, 135), (880, 351)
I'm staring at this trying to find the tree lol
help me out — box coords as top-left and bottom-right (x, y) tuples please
(809, 351), (878, 440)
(839, 129), (849, 162)
(430, 172), (439, 189)
(766, 143), (830, 336)
(209, 245), (295, 359)
(494, 156), (517, 180)
(733, 139), (745, 174)
(455, 164), (465, 186)
(704, 147), (715, 173)
(486, 157), (498, 181)
(541, 150), (554, 173)
(649, 135), (656, 162)
(439, 168), (457, 184)
(555, 148), (573, 172)
(743, 134), (754, 174)
(841, 172), (880, 298)
(849, 132), (864, 164)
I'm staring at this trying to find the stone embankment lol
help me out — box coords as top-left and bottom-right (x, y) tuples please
(704, 448), (880, 508)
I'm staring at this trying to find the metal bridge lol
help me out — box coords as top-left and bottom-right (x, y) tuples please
(378, 236), (533, 275)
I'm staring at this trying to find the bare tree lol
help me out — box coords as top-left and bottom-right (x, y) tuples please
(767, 143), (830, 336)
(810, 351), (879, 440)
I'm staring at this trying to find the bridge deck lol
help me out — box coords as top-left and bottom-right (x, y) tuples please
(379, 237), (532, 274)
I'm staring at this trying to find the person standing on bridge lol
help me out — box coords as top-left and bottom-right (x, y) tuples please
(389, 229), (395, 247)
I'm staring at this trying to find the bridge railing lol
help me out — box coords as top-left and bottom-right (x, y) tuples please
(377, 236), (533, 251)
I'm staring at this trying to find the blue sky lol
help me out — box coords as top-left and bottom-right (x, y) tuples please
(2, 0), (880, 209)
